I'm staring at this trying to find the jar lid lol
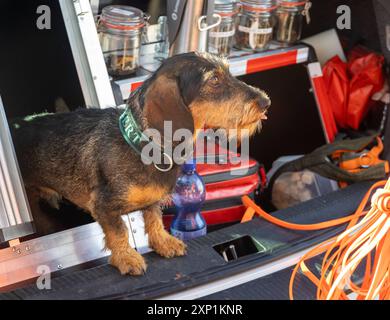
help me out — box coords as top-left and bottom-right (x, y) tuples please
(240, 0), (278, 12)
(101, 5), (145, 30)
(214, 0), (238, 15)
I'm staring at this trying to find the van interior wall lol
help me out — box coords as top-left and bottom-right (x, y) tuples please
(303, 0), (381, 53)
(0, 0), (84, 120)
(241, 65), (327, 170)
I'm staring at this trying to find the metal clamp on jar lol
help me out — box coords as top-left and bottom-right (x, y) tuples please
(208, 0), (239, 57)
(98, 5), (149, 77)
(235, 0), (278, 52)
(275, 0), (312, 45)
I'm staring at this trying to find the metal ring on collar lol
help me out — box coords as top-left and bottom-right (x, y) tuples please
(154, 153), (174, 172)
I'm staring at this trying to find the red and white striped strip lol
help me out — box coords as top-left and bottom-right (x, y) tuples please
(229, 47), (309, 76)
(121, 47), (310, 98)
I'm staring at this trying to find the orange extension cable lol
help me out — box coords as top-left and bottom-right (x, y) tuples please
(241, 180), (390, 300)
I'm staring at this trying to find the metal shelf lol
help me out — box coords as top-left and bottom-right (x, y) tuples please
(60, 1), (313, 110)
(59, 0), (334, 141)
(115, 43), (311, 101)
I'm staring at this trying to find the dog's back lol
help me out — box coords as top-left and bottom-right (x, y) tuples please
(10, 108), (123, 209)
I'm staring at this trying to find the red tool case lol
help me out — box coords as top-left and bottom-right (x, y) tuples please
(163, 142), (265, 230)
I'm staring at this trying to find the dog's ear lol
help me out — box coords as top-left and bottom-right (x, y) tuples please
(143, 75), (194, 137)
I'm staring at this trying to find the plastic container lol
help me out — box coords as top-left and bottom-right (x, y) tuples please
(98, 5), (148, 76)
(267, 156), (339, 210)
(208, 0), (238, 56)
(275, 0), (311, 45)
(235, 0), (277, 52)
(170, 159), (207, 241)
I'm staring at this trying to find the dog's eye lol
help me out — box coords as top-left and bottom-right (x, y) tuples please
(209, 75), (220, 86)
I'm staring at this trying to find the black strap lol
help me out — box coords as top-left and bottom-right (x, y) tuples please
(268, 135), (387, 190)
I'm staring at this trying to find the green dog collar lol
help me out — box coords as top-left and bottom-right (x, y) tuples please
(119, 107), (174, 172)
(119, 107), (150, 156)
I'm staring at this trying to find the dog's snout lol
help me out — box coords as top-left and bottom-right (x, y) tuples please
(243, 83), (271, 111)
(258, 95), (271, 110)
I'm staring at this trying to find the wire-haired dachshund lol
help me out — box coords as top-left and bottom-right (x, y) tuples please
(11, 52), (270, 275)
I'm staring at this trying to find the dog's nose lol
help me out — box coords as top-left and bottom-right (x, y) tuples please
(258, 95), (271, 111)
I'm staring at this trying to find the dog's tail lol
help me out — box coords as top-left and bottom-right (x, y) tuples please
(9, 97), (70, 131)
(9, 112), (52, 131)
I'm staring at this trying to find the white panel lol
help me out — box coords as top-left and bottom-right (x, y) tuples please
(308, 62), (323, 78)
(296, 47), (310, 64)
(229, 59), (248, 77)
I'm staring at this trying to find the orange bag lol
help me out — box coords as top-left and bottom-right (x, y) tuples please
(347, 53), (385, 130)
(323, 56), (349, 129)
(323, 53), (385, 130)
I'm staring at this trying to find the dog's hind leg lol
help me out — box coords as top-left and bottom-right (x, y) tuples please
(25, 187), (63, 236)
(38, 187), (62, 210)
(96, 214), (147, 275)
(144, 205), (187, 258)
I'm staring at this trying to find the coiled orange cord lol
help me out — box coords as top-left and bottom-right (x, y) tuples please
(241, 180), (390, 300)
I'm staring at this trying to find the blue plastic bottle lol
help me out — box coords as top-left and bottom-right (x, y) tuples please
(170, 159), (207, 241)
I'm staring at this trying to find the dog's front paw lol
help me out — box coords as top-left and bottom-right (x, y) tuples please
(151, 234), (187, 258)
(110, 250), (147, 275)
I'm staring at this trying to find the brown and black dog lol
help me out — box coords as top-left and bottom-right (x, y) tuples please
(11, 52), (270, 275)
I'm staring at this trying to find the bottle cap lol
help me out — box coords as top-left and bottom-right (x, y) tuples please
(182, 158), (197, 173)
